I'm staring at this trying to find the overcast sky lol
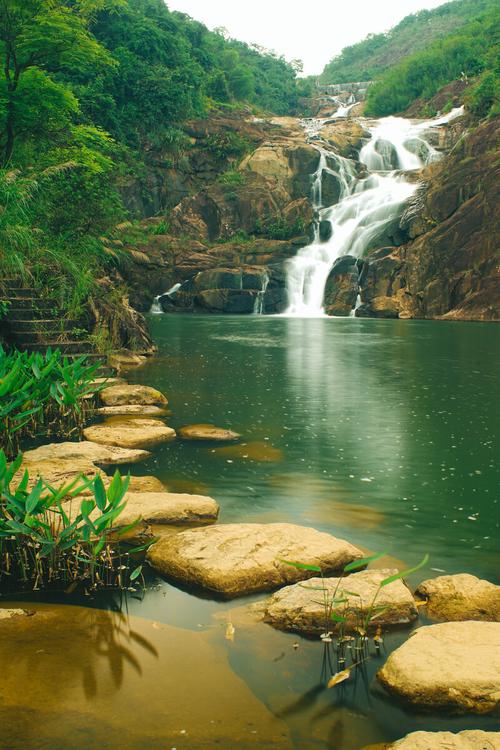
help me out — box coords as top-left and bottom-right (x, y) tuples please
(167, 0), (450, 76)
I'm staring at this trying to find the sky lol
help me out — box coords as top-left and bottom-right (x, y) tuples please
(167, 0), (450, 76)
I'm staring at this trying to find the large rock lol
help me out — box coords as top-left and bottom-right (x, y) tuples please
(377, 621), (500, 714)
(100, 384), (168, 407)
(416, 574), (500, 622)
(146, 523), (364, 597)
(324, 262), (359, 316)
(83, 419), (175, 449)
(264, 569), (418, 635)
(96, 405), (168, 417)
(117, 492), (219, 526)
(178, 424), (241, 441)
(387, 730), (500, 750)
(320, 120), (370, 158)
(22, 441), (150, 466)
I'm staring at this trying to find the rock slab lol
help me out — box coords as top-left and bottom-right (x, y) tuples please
(22, 441), (150, 466)
(83, 419), (175, 449)
(146, 522), (364, 597)
(264, 569), (418, 635)
(378, 621), (500, 714)
(416, 574), (500, 622)
(388, 730), (500, 750)
(100, 383), (168, 407)
(118, 492), (219, 526)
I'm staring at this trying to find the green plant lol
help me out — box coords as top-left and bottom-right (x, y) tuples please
(0, 451), (155, 592)
(217, 170), (246, 187)
(0, 300), (10, 319)
(148, 219), (170, 236)
(255, 217), (306, 240)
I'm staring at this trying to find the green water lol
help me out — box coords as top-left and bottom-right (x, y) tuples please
(4, 314), (499, 749)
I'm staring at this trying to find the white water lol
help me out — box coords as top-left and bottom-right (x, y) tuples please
(284, 107), (464, 317)
(150, 283), (182, 314)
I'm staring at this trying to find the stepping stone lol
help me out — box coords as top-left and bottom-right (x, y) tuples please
(415, 574), (500, 622)
(23, 440), (150, 466)
(96, 405), (168, 417)
(178, 423), (241, 441)
(146, 522), (364, 597)
(264, 569), (418, 635)
(386, 730), (500, 750)
(0, 609), (33, 622)
(83, 419), (175, 449)
(117, 492), (219, 526)
(100, 383), (168, 407)
(377, 621), (500, 714)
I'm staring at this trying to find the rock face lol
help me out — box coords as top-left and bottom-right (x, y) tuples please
(178, 424), (241, 441)
(319, 120), (370, 158)
(83, 419), (175, 449)
(100, 384), (168, 407)
(416, 574), (500, 622)
(324, 256), (360, 316)
(388, 730), (500, 750)
(377, 621), (500, 714)
(117, 492), (219, 526)
(22, 441), (150, 466)
(263, 569), (418, 635)
(146, 523), (364, 597)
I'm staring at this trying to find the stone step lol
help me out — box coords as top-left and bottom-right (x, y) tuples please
(7, 319), (76, 333)
(4, 288), (39, 299)
(19, 341), (95, 354)
(5, 302), (64, 316)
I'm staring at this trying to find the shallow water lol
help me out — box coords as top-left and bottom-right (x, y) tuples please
(3, 314), (499, 749)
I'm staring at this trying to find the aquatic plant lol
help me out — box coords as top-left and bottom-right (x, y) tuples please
(0, 346), (102, 457)
(0, 451), (154, 592)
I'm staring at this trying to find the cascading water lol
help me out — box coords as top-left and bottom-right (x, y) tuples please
(284, 107), (464, 317)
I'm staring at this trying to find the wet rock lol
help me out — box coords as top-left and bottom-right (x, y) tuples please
(100, 384), (168, 408)
(117, 492), (219, 526)
(108, 351), (148, 371)
(240, 142), (320, 200)
(415, 574), (500, 622)
(83, 419), (175, 449)
(387, 730), (500, 750)
(195, 289), (259, 313)
(263, 569), (418, 635)
(324, 257), (359, 316)
(377, 621), (500, 714)
(0, 609), (34, 621)
(22, 441), (150, 466)
(320, 120), (370, 158)
(178, 424), (241, 441)
(319, 220), (332, 242)
(96, 405), (169, 417)
(321, 171), (342, 206)
(146, 522), (364, 597)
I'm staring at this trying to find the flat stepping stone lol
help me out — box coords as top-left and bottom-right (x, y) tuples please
(377, 621), (500, 714)
(83, 419), (175, 449)
(264, 569), (418, 635)
(146, 522), (364, 597)
(97, 404), (168, 417)
(23, 440), (150, 466)
(387, 730), (500, 750)
(0, 609), (33, 622)
(178, 423), (241, 441)
(117, 492), (219, 526)
(416, 574), (500, 622)
(100, 383), (168, 407)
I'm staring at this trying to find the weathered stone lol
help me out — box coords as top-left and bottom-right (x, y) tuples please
(117, 492), (219, 526)
(195, 289), (259, 313)
(264, 569), (418, 635)
(100, 384), (168, 407)
(126, 476), (167, 492)
(320, 120), (370, 158)
(319, 220), (332, 242)
(324, 258), (359, 316)
(97, 405), (168, 417)
(22, 440), (150, 466)
(178, 424), (241, 441)
(387, 730), (500, 750)
(146, 523), (364, 597)
(83, 419), (175, 449)
(0, 609), (33, 621)
(416, 574), (500, 622)
(377, 621), (500, 714)
(108, 351), (147, 371)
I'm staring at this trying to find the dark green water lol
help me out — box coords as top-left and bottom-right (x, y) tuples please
(4, 314), (499, 749)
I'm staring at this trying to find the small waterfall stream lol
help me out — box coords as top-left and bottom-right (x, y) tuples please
(284, 107), (464, 317)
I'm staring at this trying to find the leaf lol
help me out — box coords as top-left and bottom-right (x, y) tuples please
(380, 554), (429, 587)
(327, 669), (351, 688)
(344, 551), (388, 573)
(93, 474), (107, 511)
(130, 565), (142, 581)
(280, 560), (322, 572)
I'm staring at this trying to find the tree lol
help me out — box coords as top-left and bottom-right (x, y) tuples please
(0, 0), (113, 164)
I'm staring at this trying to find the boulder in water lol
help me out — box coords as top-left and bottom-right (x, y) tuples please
(100, 384), (168, 407)
(178, 424), (241, 441)
(319, 220), (332, 242)
(415, 574), (500, 622)
(384, 730), (500, 750)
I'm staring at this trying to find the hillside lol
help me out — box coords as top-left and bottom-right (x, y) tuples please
(319, 0), (495, 83)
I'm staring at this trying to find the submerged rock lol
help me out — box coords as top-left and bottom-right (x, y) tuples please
(178, 424), (241, 441)
(146, 522), (364, 597)
(100, 383), (168, 407)
(83, 419), (175, 449)
(415, 574), (500, 622)
(118, 491), (219, 526)
(263, 569), (418, 635)
(377, 621), (500, 714)
(387, 730), (500, 750)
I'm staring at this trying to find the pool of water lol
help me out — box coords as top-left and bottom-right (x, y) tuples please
(3, 314), (499, 749)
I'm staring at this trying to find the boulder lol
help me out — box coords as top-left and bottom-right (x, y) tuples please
(387, 731), (500, 750)
(377, 621), (500, 714)
(264, 569), (418, 635)
(100, 384), (168, 407)
(195, 289), (259, 314)
(415, 574), (500, 622)
(320, 120), (370, 158)
(319, 220), (332, 242)
(108, 351), (147, 372)
(178, 424), (241, 441)
(83, 419), (175, 449)
(0, 609), (33, 621)
(96, 405), (168, 417)
(324, 258), (359, 316)
(22, 441), (150, 466)
(117, 492), (219, 526)
(146, 522), (364, 597)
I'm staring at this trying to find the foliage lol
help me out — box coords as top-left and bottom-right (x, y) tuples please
(255, 216), (306, 240)
(0, 451), (154, 591)
(204, 131), (251, 162)
(216, 170), (246, 187)
(365, 6), (499, 117)
(0, 346), (102, 457)
(319, 0), (497, 84)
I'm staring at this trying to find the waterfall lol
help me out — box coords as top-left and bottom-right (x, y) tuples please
(284, 108), (464, 317)
(253, 272), (270, 315)
(150, 283), (182, 314)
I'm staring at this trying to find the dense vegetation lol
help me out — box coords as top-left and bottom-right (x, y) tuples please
(365, 5), (499, 117)
(319, 0), (496, 83)
(0, 0), (299, 314)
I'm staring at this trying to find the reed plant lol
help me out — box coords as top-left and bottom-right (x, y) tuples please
(0, 451), (154, 592)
